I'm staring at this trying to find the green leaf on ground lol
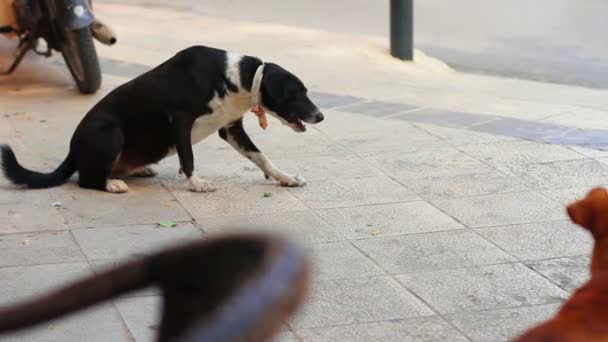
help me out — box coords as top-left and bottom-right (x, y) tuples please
(158, 221), (177, 228)
(263, 192), (273, 198)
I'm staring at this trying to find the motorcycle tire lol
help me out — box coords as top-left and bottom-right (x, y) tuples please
(60, 27), (101, 94)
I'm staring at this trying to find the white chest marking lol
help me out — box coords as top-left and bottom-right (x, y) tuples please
(190, 92), (249, 145)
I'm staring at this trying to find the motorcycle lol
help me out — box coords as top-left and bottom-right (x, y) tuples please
(0, 0), (116, 94)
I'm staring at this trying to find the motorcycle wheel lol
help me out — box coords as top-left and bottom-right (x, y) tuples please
(60, 27), (101, 94)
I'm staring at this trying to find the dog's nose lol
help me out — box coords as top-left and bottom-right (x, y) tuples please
(312, 112), (324, 123)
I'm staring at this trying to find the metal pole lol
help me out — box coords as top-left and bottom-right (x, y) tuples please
(390, 0), (413, 60)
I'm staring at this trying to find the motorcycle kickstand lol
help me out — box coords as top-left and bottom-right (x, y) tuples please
(1, 39), (31, 75)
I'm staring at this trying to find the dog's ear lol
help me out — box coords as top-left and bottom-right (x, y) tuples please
(567, 187), (608, 235)
(567, 201), (593, 230)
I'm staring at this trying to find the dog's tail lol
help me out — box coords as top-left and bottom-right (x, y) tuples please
(1, 144), (77, 188)
(0, 259), (149, 333)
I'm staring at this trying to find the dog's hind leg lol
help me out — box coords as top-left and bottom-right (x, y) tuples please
(219, 119), (306, 187)
(75, 122), (128, 193)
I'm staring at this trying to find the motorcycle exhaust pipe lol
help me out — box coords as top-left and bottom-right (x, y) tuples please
(91, 19), (116, 45)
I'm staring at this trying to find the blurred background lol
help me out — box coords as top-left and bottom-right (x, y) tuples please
(101, 0), (608, 88)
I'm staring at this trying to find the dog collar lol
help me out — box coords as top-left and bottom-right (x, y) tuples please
(250, 63), (268, 130)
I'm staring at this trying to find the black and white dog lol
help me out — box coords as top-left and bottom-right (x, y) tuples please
(1, 46), (324, 193)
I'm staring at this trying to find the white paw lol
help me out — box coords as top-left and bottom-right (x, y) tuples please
(278, 174), (307, 187)
(188, 176), (216, 193)
(106, 179), (129, 193)
(130, 166), (157, 177)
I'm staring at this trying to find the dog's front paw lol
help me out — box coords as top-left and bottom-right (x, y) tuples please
(278, 174), (307, 187)
(188, 176), (216, 193)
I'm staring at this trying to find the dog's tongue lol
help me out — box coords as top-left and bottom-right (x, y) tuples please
(296, 120), (306, 132)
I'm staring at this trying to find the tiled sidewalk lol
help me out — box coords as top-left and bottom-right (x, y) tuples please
(1, 3), (607, 340)
(0, 83), (601, 341)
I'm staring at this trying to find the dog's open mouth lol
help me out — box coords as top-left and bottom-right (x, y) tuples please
(289, 120), (306, 132)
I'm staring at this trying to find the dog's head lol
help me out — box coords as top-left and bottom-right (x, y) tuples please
(260, 63), (324, 132)
(567, 187), (608, 238)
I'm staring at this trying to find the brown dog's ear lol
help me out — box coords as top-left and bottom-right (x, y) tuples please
(567, 202), (592, 230)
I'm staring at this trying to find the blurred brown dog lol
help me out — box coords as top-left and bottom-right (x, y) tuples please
(514, 187), (608, 341)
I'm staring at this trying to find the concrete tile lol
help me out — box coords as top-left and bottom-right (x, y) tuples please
(72, 223), (203, 260)
(476, 221), (592, 261)
(543, 129), (608, 149)
(354, 230), (515, 274)
(473, 118), (572, 141)
(397, 263), (568, 314)
(399, 167), (528, 199)
(0, 263), (92, 305)
(395, 108), (499, 128)
(248, 132), (349, 158)
(497, 159), (608, 190)
(0, 188), (54, 204)
(542, 108), (608, 130)
(51, 183), (191, 229)
(362, 145), (486, 179)
(306, 242), (384, 280)
(337, 127), (441, 153)
(290, 176), (420, 209)
(540, 185), (607, 206)
(198, 211), (341, 244)
(0, 303), (132, 342)
(291, 276), (433, 329)
(457, 141), (583, 165)
(315, 110), (417, 137)
(296, 316), (469, 342)
(173, 184), (307, 219)
(416, 123), (518, 146)
(445, 304), (561, 342)
(308, 91), (364, 109)
(431, 192), (566, 228)
(316, 202), (464, 238)
(526, 256), (591, 292)
(0, 231), (85, 267)
(114, 296), (161, 342)
(271, 154), (381, 181)
(275, 331), (300, 342)
(0, 201), (66, 234)
(338, 100), (417, 117)
(568, 145), (608, 158)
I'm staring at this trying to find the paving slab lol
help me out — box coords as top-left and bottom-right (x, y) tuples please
(399, 167), (528, 199)
(198, 211), (341, 244)
(291, 276), (433, 329)
(397, 263), (568, 314)
(445, 304), (562, 342)
(526, 256), (591, 292)
(457, 140), (583, 165)
(353, 230), (515, 274)
(497, 159), (608, 190)
(71, 223), (203, 260)
(51, 183), (191, 229)
(361, 146), (487, 179)
(114, 296), (161, 342)
(0, 231), (85, 267)
(431, 192), (566, 228)
(289, 175), (420, 209)
(316, 201), (464, 239)
(296, 316), (469, 342)
(305, 241), (385, 280)
(476, 221), (592, 260)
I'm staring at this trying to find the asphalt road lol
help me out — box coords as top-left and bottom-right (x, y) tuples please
(99, 0), (608, 88)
